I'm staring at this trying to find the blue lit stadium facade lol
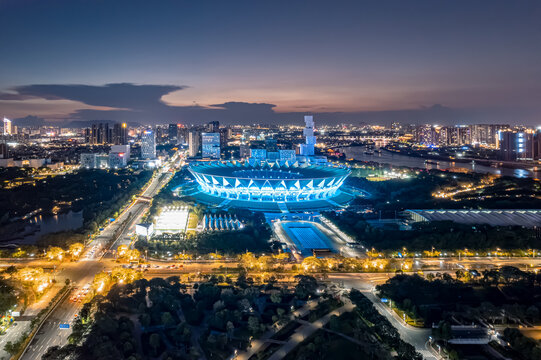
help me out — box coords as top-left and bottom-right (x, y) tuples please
(188, 161), (351, 203)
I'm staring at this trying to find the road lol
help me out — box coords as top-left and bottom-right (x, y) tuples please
(329, 273), (439, 360)
(0, 282), (63, 360)
(20, 166), (174, 360)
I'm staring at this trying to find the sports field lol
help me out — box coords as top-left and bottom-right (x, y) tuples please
(281, 222), (331, 254)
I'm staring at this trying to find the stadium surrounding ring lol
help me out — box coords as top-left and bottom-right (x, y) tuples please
(188, 160), (352, 210)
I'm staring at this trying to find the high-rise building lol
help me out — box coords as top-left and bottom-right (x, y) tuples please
(499, 131), (534, 161)
(168, 124), (178, 143)
(177, 125), (187, 144)
(239, 144), (250, 159)
(2, 118), (12, 135)
(141, 130), (156, 159)
(201, 132), (221, 159)
(120, 123), (128, 144)
(84, 128), (91, 143)
(265, 138), (278, 152)
(279, 149), (296, 162)
(108, 152), (128, 168)
(534, 132), (541, 160)
(299, 115), (316, 156)
(206, 121), (220, 133)
(188, 130), (201, 157)
(0, 141), (8, 159)
(471, 124), (509, 146)
(250, 148), (267, 160)
(112, 123), (128, 145)
(220, 127), (231, 147)
(414, 124), (438, 146)
(104, 123), (111, 144)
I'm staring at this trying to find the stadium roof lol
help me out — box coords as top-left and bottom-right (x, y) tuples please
(189, 160), (349, 179)
(405, 209), (541, 227)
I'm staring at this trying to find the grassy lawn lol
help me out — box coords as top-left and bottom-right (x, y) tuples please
(387, 303), (425, 327)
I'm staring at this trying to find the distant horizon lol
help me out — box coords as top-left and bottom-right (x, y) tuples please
(7, 113), (521, 129)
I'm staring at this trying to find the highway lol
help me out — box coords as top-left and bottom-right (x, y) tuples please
(20, 165), (174, 360)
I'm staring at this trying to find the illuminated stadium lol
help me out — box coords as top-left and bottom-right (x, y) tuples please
(187, 160), (353, 211)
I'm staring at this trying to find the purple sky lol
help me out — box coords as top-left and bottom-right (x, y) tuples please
(0, 0), (540, 125)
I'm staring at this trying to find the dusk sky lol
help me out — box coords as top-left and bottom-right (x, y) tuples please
(0, 0), (540, 125)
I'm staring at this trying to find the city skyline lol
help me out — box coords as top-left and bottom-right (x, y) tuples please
(1, 0), (540, 126)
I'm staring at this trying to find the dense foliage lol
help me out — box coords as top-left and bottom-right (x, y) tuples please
(377, 267), (541, 326)
(42, 276), (323, 360)
(347, 169), (541, 210)
(503, 328), (541, 360)
(284, 288), (421, 360)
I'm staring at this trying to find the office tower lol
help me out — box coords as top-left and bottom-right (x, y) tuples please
(84, 128), (91, 143)
(2, 118), (12, 136)
(188, 130), (201, 157)
(220, 127), (231, 147)
(112, 123), (128, 145)
(141, 130), (156, 159)
(0, 142), (8, 159)
(108, 152), (128, 168)
(239, 144), (250, 159)
(177, 125), (187, 144)
(168, 124), (177, 143)
(250, 148), (267, 160)
(206, 121), (220, 133)
(104, 123), (111, 144)
(201, 132), (221, 159)
(499, 131), (533, 161)
(279, 149), (296, 162)
(534, 131), (541, 160)
(299, 115), (316, 156)
(91, 124), (98, 144)
(120, 123), (128, 144)
(265, 138), (278, 152)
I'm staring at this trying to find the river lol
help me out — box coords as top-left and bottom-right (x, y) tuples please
(342, 146), (540, 179)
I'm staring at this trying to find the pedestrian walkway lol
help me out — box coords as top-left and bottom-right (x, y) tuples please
(267, 301), (355, 360)
(228, 299), (321, 360)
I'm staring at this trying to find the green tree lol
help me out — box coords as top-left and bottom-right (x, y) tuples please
(270, 291), (282, 304)
(248, 316), (260, 335)
(149, 333), (161, 356)
(161, 312), (174, 327)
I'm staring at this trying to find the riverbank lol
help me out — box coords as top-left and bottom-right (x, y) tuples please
(382, 147), (534, 170)
(341, 146), (540, 178)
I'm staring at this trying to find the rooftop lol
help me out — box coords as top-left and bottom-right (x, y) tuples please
(406, 209), (541, 227)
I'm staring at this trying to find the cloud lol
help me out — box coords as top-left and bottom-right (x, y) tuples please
(0, 92), (35, 101)
(10, 83), (186, 110)
(2, 82), (539, 126)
